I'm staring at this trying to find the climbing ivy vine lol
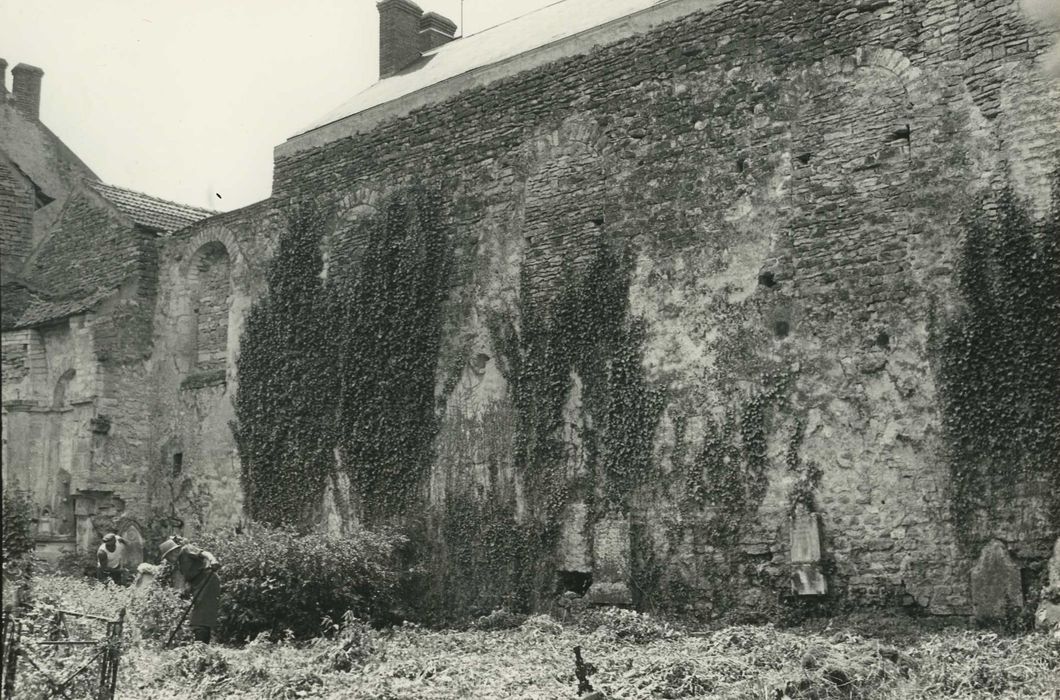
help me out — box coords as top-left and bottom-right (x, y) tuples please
(934, 173), (1060, 549)
(233, 188), (451, 526)
(334, 187), (452, 522)
(233, 205), (336, 526)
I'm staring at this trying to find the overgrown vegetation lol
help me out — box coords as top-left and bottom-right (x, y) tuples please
(2, 489), (35, 582)
(196, 525), (414, 642)
(233, 204), (337, 526)
(933, 174), (1060, 549)
(234, 187), (451, 525)
(8, 579), (1060, 699)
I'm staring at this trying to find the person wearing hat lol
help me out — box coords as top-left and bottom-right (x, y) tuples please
(159, 537), (221, 644)
(96, 533), (128, 585)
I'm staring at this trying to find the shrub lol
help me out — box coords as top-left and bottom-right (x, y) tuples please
(26, 573), (189, 645)
(197, 525), (411, 643)
(2, 489), (35, 581)
(580, 607), (681, 643)
(471, 608), (527, 631)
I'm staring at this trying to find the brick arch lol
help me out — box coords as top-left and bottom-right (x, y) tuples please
(814, 46), (925, 111)
(325, 200), (381, 280)
(180, 226), (246, 281)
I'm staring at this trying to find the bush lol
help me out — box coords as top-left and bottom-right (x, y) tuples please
(2, 490), (35, 581)
(470, 608), (527, 631)
(197, 525), (411, 643)
(27, 573), (190, 645)
(580, 607), (681, 643)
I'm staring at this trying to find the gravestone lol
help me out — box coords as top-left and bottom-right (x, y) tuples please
(790, 507), (827, 595)
(1036, 537), (1060, 630)
(586, 514), (632, 605)
(557, 502), (591, 573)
(969, 540), (1022, 623)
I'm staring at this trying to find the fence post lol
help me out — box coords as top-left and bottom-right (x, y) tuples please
(1, 614), (19, 699)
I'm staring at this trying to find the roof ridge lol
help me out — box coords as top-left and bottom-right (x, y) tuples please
(87, 180), (215, 215)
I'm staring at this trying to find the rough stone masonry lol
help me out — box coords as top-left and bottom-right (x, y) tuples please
(3, 0), (1059, 621)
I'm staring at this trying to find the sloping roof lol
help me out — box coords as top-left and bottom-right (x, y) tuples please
(12, 289), (110, 329)
(88, 181), (214, 233)
(299, 0), (668, 135)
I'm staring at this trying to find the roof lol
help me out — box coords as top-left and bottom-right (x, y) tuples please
(290, 0), (683, 143)
(88, 181), (214, 233)
(11, 289), (110, 329)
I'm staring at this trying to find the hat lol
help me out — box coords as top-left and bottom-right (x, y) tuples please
(158, 538), (183, 560)
(102, 533), (116, 543)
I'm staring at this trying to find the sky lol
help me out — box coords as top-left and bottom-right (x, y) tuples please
(0, 0), (557, 212)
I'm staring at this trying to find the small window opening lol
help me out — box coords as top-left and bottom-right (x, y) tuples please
(875, 331), (890, 348)
(796, 153), (812, 165)
(557, 570), (593, 596)
(736, 157), (747, 173)
(172, 452), (184, 478)
(758, 271), (777, 288)
(773, 320), (790, 339)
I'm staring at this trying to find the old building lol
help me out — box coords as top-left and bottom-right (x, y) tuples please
(1, 60), (213, 564)
(3, 0), (1058, 619)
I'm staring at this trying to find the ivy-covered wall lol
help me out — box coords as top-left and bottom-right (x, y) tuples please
(144, 0), (1060, 621)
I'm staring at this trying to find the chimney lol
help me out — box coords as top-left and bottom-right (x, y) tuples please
(12, 63), (44, 121)
(419, 12), (457, 52)
(0, 59), (8, 99)
(378, 0), (424, 79)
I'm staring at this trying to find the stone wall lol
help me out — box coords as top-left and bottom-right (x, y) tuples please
(0, 153), (34, 267)
(146, 201), (279, 534)
(259, 0), (1058, 617)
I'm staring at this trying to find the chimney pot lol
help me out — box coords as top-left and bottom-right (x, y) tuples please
(12, 63), (44, 121)
(377, 0), (424, 79)
(419, 11), (458, 52)
(0, 58), (8, 98)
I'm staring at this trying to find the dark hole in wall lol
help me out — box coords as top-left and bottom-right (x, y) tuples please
(172, 452), (183, 478)
(796, 153), (812, 165)
(557, 570), (592, 596)
(774, 320), (790, 339)
(888, 124), (911, 142)
(758, 271), (777, 288)
(875, 331), (890, 348)
(736, 157), (747, 173)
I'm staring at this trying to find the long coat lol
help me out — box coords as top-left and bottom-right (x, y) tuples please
(175, 546), (221, 629)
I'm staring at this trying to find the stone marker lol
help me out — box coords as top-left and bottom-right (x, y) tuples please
(969, 539), (1022, 623)
(791, 507), (827, 595)
(1036, 537), (1060, 630)
(586, 514), (632, 605)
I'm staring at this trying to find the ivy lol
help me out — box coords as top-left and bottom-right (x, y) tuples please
(233, 188), (451, 527)
(933, 172), (1060, 550)
(333, 187), (452, 521)
(233, 205), (337, 526)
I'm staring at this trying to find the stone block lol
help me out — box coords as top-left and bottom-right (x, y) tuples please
(585, 581), (632, 606)
(592, 513), (631, 584)
(969, 540), (1023, 623)
(558, 502), (591, 572)
(792, 563), (828, 596)
(791, 508), (822, 563)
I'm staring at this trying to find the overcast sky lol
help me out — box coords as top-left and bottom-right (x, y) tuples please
(1, 0), (557, 212)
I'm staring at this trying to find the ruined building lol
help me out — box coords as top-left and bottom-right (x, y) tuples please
(2, 0), (1058, 621)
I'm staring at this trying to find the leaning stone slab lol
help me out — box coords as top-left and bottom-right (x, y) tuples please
(1036, 537), (1060, 631)
(969, 539), (1022, 623)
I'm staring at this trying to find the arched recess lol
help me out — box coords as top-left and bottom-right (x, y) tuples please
(177, 227), (245, 375)
(788, 47), (923, 318)
(187, 241), (231, 371)
(519, 116), (612, 303)
(52, 368), (75, 408)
